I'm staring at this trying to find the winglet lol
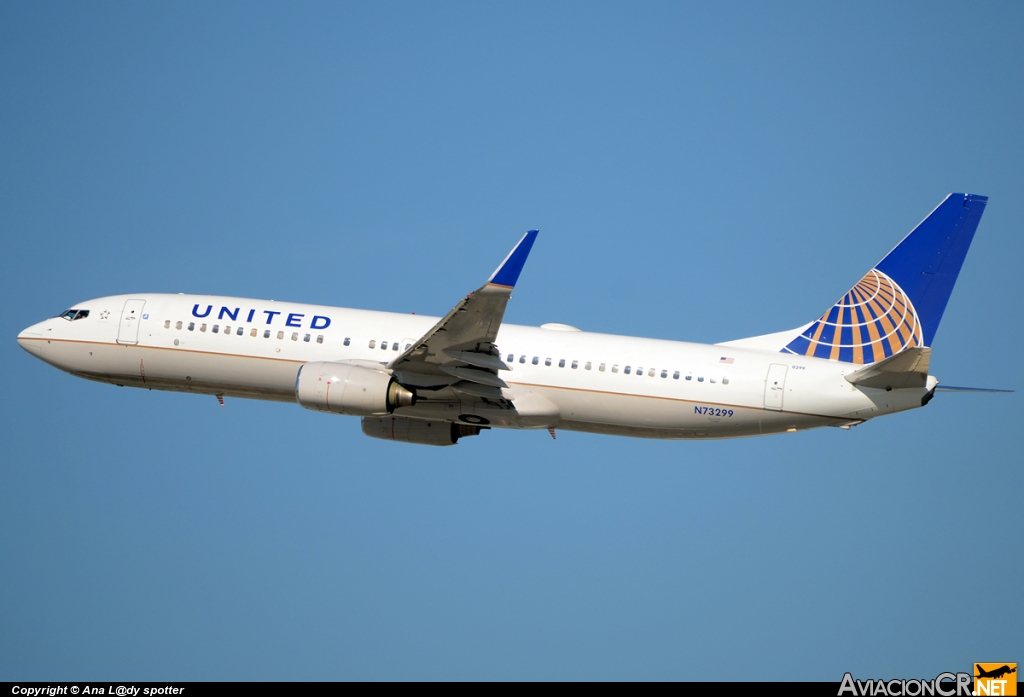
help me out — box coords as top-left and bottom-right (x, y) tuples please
(487, 230), (539, 288)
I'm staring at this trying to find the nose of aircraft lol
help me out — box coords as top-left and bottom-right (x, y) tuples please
(17, 321), (46, 355)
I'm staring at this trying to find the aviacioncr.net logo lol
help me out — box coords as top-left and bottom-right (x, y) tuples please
(974, 664), (1017, 696)
(838, 672), (972, 696)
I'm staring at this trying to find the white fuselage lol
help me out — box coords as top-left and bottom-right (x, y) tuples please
(17, 293), (934, 439)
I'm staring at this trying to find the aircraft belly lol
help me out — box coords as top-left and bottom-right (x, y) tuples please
(54, 340), (298, 401)
(531, 384), (737, 429)
(530, 384), (838, 438)
(558, 411), (836, 439)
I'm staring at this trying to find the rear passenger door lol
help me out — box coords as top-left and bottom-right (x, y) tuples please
(763, 364), (788, 411)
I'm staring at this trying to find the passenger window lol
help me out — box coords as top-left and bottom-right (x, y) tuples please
(685, 374), (692, 380)
(661, 369), (668, 378)
(612, 364), (619, 373)
(558, 359), (565, 368)
(393, 343), (398, 351)
(212, 325), (220, 333)
(532, 356), (539, 365)
(292, 332), (299, 341)
(673, 371), (680, 379)
(648, 368), (655, 377)
(405, 343), (411, 350)
(710, 378), (716, 383)
(369, 340), (376, 348)
(188, 322), (195, 331)
(264, 330), (270, 338)
(224, 326), (231, 334)
(723, 377), (729, 385)
(520, 355), (526, 364)
(249, 328), (256, 337)
(585, 362), (591, 370)
(175, 321), (183, 330)
(344, 338), (351, 346)
(236, 327), (243, 336)
(599, 363), (606, 372)
(381, 341), (388, 350)
(164, 320), (170, 329)
(277, 331), (284, 340)
(624, 366), (631, 374)
(698, 376), (704, 382)
(571, 360), (578, 369)
(507, 354), (513, 363)
(303, 334), (311, 342)
(545, 358), (552, 366)
(200, 324), (207, 332)
(317, 335), (324, 344)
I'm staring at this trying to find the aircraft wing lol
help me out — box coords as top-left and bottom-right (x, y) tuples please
(388, 231), (538, 393)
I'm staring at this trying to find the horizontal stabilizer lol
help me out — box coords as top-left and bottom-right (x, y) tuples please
(845, 347), (930, 390)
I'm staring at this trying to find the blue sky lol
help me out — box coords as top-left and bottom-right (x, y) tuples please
(2, 1), (1021, 680)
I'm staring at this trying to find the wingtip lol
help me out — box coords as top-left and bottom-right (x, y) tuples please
(487, 230), (539, 288)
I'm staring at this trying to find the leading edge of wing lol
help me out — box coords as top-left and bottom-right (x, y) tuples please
(387, 230), (539, 383)
(487, 230), (539, 289)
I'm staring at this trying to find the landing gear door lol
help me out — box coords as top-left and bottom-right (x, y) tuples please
(764, 363), (788, 411)
(117, 299), (146, 345)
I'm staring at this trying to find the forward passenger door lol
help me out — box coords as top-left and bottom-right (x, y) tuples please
(117, 299), (146, 345)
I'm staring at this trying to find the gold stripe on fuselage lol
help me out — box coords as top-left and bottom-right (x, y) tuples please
(24, 337), (849, 423)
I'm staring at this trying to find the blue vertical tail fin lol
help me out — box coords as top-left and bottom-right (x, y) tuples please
(779, 193), (988, 363)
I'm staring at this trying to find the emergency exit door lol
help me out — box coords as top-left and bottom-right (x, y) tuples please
(117, 299), (146, 345)
(764, 364), (788, 411)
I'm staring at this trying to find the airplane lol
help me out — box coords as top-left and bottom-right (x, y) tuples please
(976, 665), (1016, 680)
(17, 193), (1006, 446)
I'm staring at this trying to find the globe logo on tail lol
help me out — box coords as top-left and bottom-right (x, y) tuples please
(782, 268), (923, 364)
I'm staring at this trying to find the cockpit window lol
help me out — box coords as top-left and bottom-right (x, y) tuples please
(59, 309), (89, 321)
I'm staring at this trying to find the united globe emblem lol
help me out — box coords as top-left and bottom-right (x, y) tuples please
(783, 268), (923, 364)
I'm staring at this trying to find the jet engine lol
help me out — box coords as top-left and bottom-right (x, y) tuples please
(295, 361), (415, 416)
(362, 416), (483, 446)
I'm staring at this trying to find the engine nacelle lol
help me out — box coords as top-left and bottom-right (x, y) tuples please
(361, 416), (483, 446)
(295, 361), (415, 416)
